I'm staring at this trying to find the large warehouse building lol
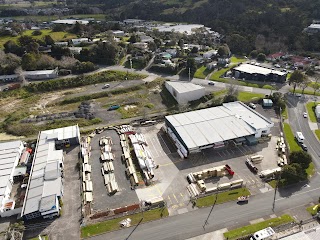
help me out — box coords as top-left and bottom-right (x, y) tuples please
(233, 63), (287, 83)
(21, 125), (80, 220)
(165, 101), (274, 156)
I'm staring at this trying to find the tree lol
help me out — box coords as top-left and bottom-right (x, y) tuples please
(4, 40), (24, 56)
(250, 50), (258, 59)
(300, 78), (311, 95)
(289, 70), (306, 94)
(281, 163), (307, 184)
(191, 46), (198, 53)
(32, 30), (42, 36)
(51, 45), (72, 60)
(129, 34), (140, 43)
(71, 21), (83, 34)
(310, 76), (320, 97)
(227, 34), (250, 55)
(21, 53), (37, 70)
(18, 35), (34, 46)
(148, 41), (157, 52)
(257, 53), (266, 62)
(178, 38), (184, 49)
(44, 35), (55, 46)
(289, 151), (312, 169)
(186, 58), (197, 78)
(223, 81), (239, 102)
(26, 41), (39, 54)
(72, 61), (96, 73)
(218, 44), (230, 57)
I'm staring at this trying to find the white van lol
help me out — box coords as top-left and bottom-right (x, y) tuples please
(295, 131), (305, 143)
(250, 227), (275, 240)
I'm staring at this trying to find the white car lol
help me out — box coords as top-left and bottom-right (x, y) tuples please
(303, 112), (307, 118)
(249, 103), (256, 109)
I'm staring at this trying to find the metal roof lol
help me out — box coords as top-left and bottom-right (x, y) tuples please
(51, 19), (89, 25)
(22, 125), (80, 216)
(24, 69), (57, 76)
(166, 81), (204, 94)
(165, 101), (273, 150)
(0, 141), (23, 194)
(234, 63), (286, 76)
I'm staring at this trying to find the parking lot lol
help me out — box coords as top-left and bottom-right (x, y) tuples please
(134, 105), (281, 215)
(89, 130), (139, 212)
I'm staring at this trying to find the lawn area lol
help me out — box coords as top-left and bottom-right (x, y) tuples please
(306, 102), (320, 123)
(29, 235), (48, 240)
(291, 89), (320, 97)
(194, 66), (212, 79)
(237, 92), (264, 102)
(306, 205), (319, 216)
(306, 162), (315, 177)
(315, 129), (320, 141)
(283, 123), (301, 152)
(0, 29), (76, 48)
(223, 214), (294, 240)
(282, 107), (288, 120)
(81, 207), (169, 238)
(230, 56), (246, 64)
(213, 89), (227, 98)
(196, 188), (250, 207)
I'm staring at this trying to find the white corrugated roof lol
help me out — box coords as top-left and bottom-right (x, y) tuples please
(22, 125), (80, 216)
(165, 101), (273, 150)
(234, 63), (286, 76)
(166, 81), (205, 94)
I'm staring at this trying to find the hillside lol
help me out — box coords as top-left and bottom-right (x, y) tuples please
(93, 0), (320, 54)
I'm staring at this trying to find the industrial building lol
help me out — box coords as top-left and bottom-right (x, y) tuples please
(164, 101), (274, 156)
(24, 69), (58, 81)
(233, 63), (287, 83)
(21, 125), (80, 220)
(51, 19), (89, 25)
(165, 81), (206, 105)
(0, 141), (25, 217)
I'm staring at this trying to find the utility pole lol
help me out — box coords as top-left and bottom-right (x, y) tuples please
(203, 183), (219, 228)
(188, 67), (191, 82)
(272, 173), (281, 212)
(130, 58), (133, 72)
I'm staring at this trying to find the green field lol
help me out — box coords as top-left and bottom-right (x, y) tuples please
(194, 66), (212, 79)
(196, 188), (250, 207)
(306, 102), (320, 123)
(282, 107), (288, 120)
(306, 162), (315, 177)
(237, 92), (264, 102)
(224, 214), (294, 240)
(81, 208), (169, 238)
(0, 29), (76, 48)
(315, 129), (320, 141)
(283, 122), (301, 152)
(306, 205), (319, 216)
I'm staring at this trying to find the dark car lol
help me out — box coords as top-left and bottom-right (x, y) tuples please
(301, 143), (308, 151)
(108, 105), (120, 111)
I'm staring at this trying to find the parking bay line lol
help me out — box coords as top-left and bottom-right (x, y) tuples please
(172, 193), (179, 204)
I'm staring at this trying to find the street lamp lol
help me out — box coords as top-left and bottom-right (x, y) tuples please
(188, 68), (191, 82)
(129, 58), (133, 72)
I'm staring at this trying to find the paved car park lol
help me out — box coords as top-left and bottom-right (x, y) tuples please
(89, 130), (139, 211)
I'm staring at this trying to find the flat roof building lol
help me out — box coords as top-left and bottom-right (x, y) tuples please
(233, 63), (287, 83)
(21, 125), (80, 220)
(165, 101), (274, 155)
(51, 19), (89, 25)
(0, 141), (24, 217)
(24, 69), (58, 81)
(165, 81), (206, 105)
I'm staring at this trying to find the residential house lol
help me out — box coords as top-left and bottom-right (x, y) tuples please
(71, 38), (89, 46)
(0, 74), (19, 82)
(140, 35), (154, 43)
(54, 42), (69, 47)
(203, 50), (218, 59)
(112, 30), (125, 37)
(165, 49), (177, 57)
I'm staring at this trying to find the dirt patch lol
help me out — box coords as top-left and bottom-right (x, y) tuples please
(124, 105), (137, 110)
(0, 98), (23, 113)
(0, 133), (25, 140)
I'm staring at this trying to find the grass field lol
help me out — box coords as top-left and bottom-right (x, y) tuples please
(223, 214), (294, 240)
(282, 107), (288, 120)
(283, 123), (301, 152)
(315, 129), (320, 141)
(237, 92), (264, 102)
(196, 188), (250, 207)
(81, 208), (169, 238)
(291, 89), (320, 96)
(194, 66), (212, 79)
(306, 102), (319, 123)
(0, 29), (76, 48)
(306, 162), (315, 177)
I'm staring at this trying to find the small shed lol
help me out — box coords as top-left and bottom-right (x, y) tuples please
(262, 99), (273, 107)
(315, 105), (320, 119)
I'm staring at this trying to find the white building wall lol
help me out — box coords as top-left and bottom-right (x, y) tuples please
(165, 82), (205, 105)
(0, 207), (22, 217)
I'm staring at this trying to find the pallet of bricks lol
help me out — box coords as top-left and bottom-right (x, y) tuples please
(81, 137), (93, 204)
(100, 136), (119, 195)
(120, 134), (139, 188)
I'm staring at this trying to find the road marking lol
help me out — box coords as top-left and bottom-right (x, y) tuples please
(173, 193), (179, 203)
(180, 193), (184, 197)
(167, 196), (173, 204)
(217, 152), (222, 157)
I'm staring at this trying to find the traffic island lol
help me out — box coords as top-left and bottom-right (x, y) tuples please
(223, 214), (294, 240)
(80, 207), (169, 238)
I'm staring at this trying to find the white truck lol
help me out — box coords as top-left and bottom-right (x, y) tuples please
(250, 227), (275, 240)
(295, 131), (304, 143)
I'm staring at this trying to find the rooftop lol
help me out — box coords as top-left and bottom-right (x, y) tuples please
(51, 19), (89, 25)
(166, 81), (205, 94)
(24, 69), (57, 75)
(0, 141), (23, 196)
(22, 125), (80, 216)
(234, 63), (286, 76)
(308, 24), (320, 29)
(155, 24), (206, 35)
(165, 101), (273, 150)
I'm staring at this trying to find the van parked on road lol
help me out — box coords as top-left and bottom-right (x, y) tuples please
(295, 131), (305, 143)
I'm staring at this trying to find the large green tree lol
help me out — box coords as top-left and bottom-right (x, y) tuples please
(289, 70), (306, 94)
(186, 58), (197, 78)
(289, 151), (312, 169)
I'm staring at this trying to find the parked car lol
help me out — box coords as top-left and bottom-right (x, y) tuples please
(295, 93), (302, 97)
(225, 164), (235, 176)
(108, 105), (120, 111)
(301, 143), (308, 151)
(102, 84), (110, 89)
(249, 103), (256, 109)
(208, 81), (215, 85)
(303, 112), (307, 118)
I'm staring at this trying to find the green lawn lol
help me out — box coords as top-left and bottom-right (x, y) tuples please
(196, 188), (250, 207)
(230, 56), (246, 64)
(238, 92), (264, 102)
(213, 89), (227, 98)
(306, 162), (315, 177)
(282, 107), (288, 120)
(291, 89), (320, 96)
(315, 129), (320, 141)
(0, 29), (76, 48)
(224, 214), (294, 240)
(81, 208), (169, 238)
(306, 102), (320, 123)
(194, 66), (212, 79)
(283, 123), (301, 152)
(306, 205), (319, 216)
